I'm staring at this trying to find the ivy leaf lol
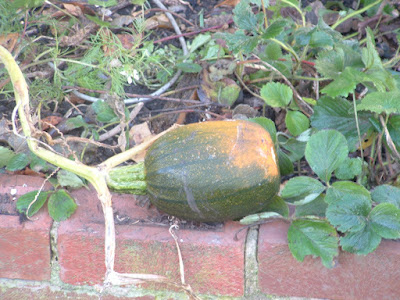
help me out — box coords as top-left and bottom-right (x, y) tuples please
(281, 176), (325, 205)
(233, 0), (258, 32)
(295, 194), (328, 217)
(340, 223), (381, 255)
(325, 181), (372, 232)
(371, 185), (400, 209)
(0, 146), (15, 168)
(370, 203), (400, 239)
(262, 19), (287, 39)
(288, 219), (339, 268)
(321, 67), (364, 98)
(260, 82), (293, 108)
(357, 91), (400, 115)
(6, 153), (30, 171)
(305, 130), (348, 183)
(48, 189), (77, 221)
(285, 110), (310, 136)
(334, 157), (363, 180)
(57, 170), (85, 189)
(16, 190), (50, 217)
(310, 96), (372, 151)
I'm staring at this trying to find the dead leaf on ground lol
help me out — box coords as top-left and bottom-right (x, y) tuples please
(0, 33), (19, 52)
(145, 14), (173, 30)
(129, 122), (155, 162)
(59, 23), (97, 47)
(215, 0), (240, 8)
(40, 115), (63, 131)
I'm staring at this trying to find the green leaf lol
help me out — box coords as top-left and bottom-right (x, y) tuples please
(259, 195), (289, 218)
(309, 30), (333, 48)
(0, 146), (15, 168)
(305, 130), (348, 182)
(325, 181), (372, 232)
(92, 100), (117, 123)
(176, 62), (202, 73)
(310, 96), (372, 152)
(263, 42), (282, 60)
(334, 157), (363, 180)
(249, 117), (277, 143)
(277, 149), (294, 176)
(370, 203), (400, 239)
(189, 33), (211, 53)
(288, 219), (339, 268)
(281, 176), (325, 205)
(362, 28), (383, 70)
(387, 115), (400, 150)
(48, 189), (77, 221)
(30, 154), (49, 172)
(6, 153), (30, 171)
(88, 0), (117, 7)
(260, 82), (292, 108)
(285, 110), (310, 136)
(16, 190), (50, 217)
(233, 0), (258, 32)
(262, 19), (287, 39)
(340, 224), (381, 255)
(57, 170), (85, 189)
(357, 91), (400, 114)
(295, 194), (328, 217)
(65, 115), (87, 130)
(321, 67), (364, 98)
(221, 31), (259, 54)
(240, 212), (282, 225)
(279, 136), (306, 162)
(371, 185), (400, 209)
(315, 45), (363, 79)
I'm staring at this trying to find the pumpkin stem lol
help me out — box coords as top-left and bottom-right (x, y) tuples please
(107, 162), (147, 195)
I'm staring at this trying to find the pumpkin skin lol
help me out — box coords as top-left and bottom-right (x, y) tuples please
(144, 120), (280, 222)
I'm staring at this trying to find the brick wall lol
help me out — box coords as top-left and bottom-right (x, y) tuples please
(1, 174), (400, 299)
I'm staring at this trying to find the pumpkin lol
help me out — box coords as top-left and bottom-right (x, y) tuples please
(107, 120), (280, 222)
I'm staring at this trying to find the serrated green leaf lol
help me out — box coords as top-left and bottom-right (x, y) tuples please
(279, 136), (306, 162)
(340, 223), (381, 255)
(310, 96), (373, 152)
(0, 146), (16, 168)
(189, 33), (211, 53)
(30, 154), (49, 172)
(285, 110), (310, 136)
(387, 115), (400, 150)
(262, 19), (287, 39)
(57, 170), (85, 189)
(363, 68), (397, 92)
(249, 117), (277, 143)
(357, 91), (400, 114)
(334, 157), (362, 180)
(16, 190), (50, 217)
(233, 0), (258, 32)
(295, 194), (328, 217)
(258, 195), (289, 218)
(220, 31), (259, 54)
(325, 181), (372, 232)
(240, 212), (282, 225)
(260, 82), (292, 108)
(281, 176), (325, 205)
(305, 130), (348, 182)
(48, 189), (77, 221)
(176, 62), (202, 73)
(288, 219), (339, 268)
(371, 185), (400, 209)
(321, 67), (364, 98)
(362, 28), (383, 70)
(315, 45), (363, 79)
(370, 203), (400, 239)
(264, 42), (282, 60)
(6, 153), (30, 171)
(309, 30), (333, 48)
(277, 149), (294, 176)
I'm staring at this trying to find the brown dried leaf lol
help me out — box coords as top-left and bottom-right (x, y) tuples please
(40, 116), (63, 131)
(0, 33), (19, 52)
(215, 0), (240, 8)
(129, 122), (155, 162)
(63, 3), (83, 17)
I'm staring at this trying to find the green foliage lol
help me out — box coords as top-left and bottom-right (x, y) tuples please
(48, 189), (78, 221)
(0, 146), (16, 168)
(285, 110), (309, 136)
(305, 130), (349, 182)
(16, 190), (50, 217)
(260, 82), (293, 107)
(6, 153), (30, 171)
(288, 219), (339, 268)
(281, 176), (325, 205)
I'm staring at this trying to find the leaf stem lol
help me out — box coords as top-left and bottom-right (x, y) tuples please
(332, 0), (383, 30)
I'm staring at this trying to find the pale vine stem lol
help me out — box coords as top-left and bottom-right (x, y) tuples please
(0, 45), (186, 288)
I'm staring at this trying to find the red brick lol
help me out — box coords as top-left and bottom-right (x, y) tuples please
(0, 286), (155, 299)
(0, 175), (52, 281)
(57, 186), (245, 296)
(258, 220), (400, 300)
